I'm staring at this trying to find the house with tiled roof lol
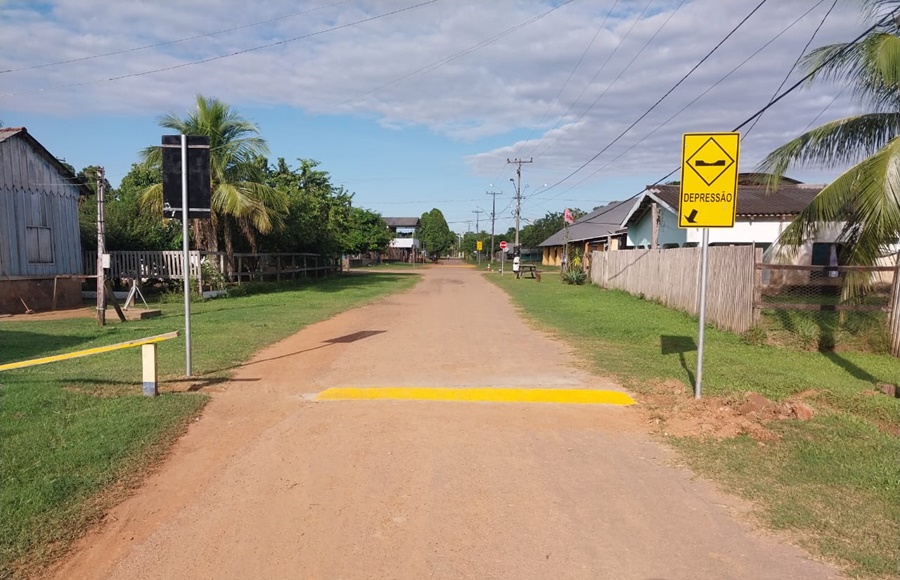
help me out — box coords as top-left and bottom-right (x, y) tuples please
(621, 181), (832, 259)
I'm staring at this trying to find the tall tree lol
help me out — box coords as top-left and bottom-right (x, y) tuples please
(140, 95), (287, 265)
(258, 158), (354, 255)
(343, 208), (392, 255)
(418, 208), (455, 258)
(758, 1), (900, 285)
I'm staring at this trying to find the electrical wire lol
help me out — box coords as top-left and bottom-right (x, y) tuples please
(527, 0), (659, 161)
(535, 0), (826, 204)
(1, 1), (438, 98)
(500, 0), (621, 170)
(0, 0), (351, 74)
(743, 0), (838, 138)
(339, 0), (575, 106)
(536, 0), (770, 200)
(569, 8), (896, 227)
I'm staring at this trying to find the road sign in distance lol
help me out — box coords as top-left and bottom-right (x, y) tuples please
(499, 241), (508, 250)
(477, 241), (483, 251)
(678, 132), (739, 228)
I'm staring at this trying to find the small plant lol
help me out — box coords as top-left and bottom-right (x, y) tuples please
(742, 325), (767, 346)
(200, 257), (227, 291)
(562, 269), (587, 285)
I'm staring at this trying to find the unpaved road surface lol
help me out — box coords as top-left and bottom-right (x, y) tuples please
(49, 266), (839, 579)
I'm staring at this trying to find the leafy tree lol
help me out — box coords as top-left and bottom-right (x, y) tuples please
(418, 208), (456, 258)
(343, 207), (392, 255)
(257, 158), (354, 255)
(759, 1), (900, 281)
(139, 95), (288, 265)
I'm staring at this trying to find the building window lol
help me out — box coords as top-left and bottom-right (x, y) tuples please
(25, 226), (53, 263)
(811, 242), (842, 278)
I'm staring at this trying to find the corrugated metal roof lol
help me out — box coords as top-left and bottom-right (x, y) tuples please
(384, 217), (420, 228)
(539, 199), (634, 247)
(0, 127), (92, 197)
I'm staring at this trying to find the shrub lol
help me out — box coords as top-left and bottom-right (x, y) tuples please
(562, 269), (587, 285)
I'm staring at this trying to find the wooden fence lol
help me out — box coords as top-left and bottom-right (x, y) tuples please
(590, 246), (761, 334)
(83, 251), (337, 284)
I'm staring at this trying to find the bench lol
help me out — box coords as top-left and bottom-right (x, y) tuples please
(515, 264), (540, 279)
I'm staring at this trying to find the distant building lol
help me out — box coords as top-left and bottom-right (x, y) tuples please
(0, 127), (88, 314)
(538, 200), (633, 267)
(383, 217), (420, 262)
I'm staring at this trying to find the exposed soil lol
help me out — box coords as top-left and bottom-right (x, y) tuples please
(637, 380), (820, 441)
(44, 266), (841, 580)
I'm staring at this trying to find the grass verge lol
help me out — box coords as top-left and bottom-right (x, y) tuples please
(488, 273), (900, 578)
(0, 272), (419, 578)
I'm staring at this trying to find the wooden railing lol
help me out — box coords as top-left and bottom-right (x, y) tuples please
(83, 251), (338, 283)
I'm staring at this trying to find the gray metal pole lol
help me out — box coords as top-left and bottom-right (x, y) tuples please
(695, 228), (710, 399)
(181, 134), (192, 377)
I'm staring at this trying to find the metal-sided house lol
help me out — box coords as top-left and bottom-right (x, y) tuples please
(0, 127), (87, 314)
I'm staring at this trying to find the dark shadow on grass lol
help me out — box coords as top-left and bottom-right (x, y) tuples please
(820, 351), (881, 384)
(661, 335), (697, 388)
(0, 331), (101, 363)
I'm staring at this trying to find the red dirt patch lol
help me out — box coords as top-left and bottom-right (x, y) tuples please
(636, 381), (816, 441)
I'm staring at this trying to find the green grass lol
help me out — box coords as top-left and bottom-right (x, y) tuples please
(488, 274), (900, 578)
(0, 272), (419, 578)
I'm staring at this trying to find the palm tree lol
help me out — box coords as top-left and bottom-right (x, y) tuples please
(757, 2), (900, 354)
(140, 95), (287, 266)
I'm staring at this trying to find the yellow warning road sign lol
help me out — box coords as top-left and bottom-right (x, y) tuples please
(678, 132), (739, 228)
(476, 241), (483, 251)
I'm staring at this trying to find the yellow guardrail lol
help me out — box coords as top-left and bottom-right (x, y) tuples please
(0, 331), (180, 396)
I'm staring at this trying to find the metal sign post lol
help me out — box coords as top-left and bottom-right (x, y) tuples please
(180, 135), (192, 377)
(677, 132), (740, 399)
(162, 134), (211, 378)
(695, 228), (710, 399)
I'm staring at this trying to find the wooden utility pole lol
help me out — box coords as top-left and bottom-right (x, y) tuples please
(96, 166), (107, 326)
(507, 158), (532, 250)
(651, 202), (659, 249)
(486, 190), (501, 270)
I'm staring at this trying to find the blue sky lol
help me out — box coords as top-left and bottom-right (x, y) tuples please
(0, 0), (874, 235)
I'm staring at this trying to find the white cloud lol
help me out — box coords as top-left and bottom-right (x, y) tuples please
(0, 0), (875, 188)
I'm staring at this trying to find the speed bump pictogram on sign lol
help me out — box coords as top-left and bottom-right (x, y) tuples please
(678, 133), (740, 228)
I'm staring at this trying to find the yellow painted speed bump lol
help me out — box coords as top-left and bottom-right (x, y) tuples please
(316, 387), (634, 406)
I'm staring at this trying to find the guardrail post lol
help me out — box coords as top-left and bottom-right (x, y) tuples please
(142, 343), (159, 397)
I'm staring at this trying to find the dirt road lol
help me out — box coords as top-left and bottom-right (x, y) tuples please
(49, 266), (839, 579)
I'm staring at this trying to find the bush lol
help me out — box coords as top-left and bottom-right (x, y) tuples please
(562, 269), (587, 285)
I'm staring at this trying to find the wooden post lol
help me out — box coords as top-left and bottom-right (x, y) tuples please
(651, 202), (659, 250)
(277, 255), (282, 281)
(889, 254), (900, 357)
(142, 343), (158, 397)
(96, 167), (107, 326)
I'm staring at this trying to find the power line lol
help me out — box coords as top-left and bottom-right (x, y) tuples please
(0, 0), (351, 74)
(539, 0), (827, 202)
(502, 0), (621, 166)
(743, 0), (838, 138)
(487, 0), (648, 188)
(340, 0), (575, 107)
(582, 8), (898, 222)
(1, 0), (438, 98)
(537, 0), (770, 199)
(532, 0), (685, 161)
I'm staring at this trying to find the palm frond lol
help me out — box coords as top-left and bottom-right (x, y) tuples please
(757, 112), (900, 186)
(777, 137), (900, 295)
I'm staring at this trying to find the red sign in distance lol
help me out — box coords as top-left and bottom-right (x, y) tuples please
(499, 241), (508, 250)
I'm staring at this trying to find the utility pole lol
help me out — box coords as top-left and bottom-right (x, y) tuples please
(472, 209), (484, 265)
(486, 190), (501, 270)
(507, 157), (532, 250)
(472, 209), (483, 233)
(96, 166), (107, 326)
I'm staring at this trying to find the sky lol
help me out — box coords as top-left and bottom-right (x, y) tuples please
(0, 0), (876, 236)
